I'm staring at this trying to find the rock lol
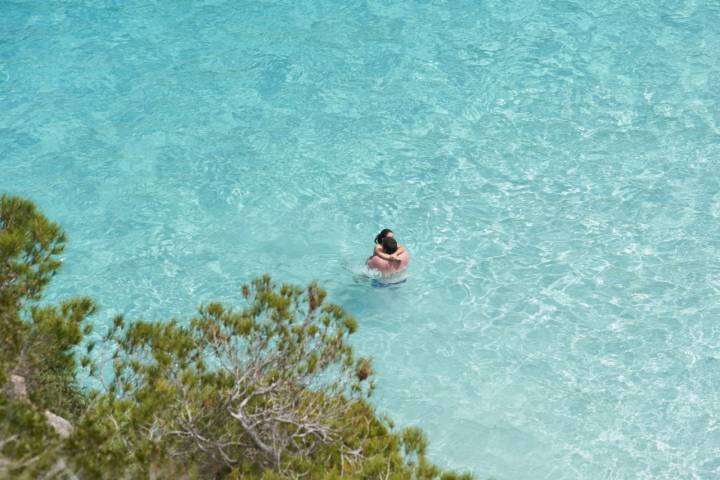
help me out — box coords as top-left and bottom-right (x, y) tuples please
(9, 374), (28, 401)
(44, 410), (73, 439)
(5, 375), (73, 439)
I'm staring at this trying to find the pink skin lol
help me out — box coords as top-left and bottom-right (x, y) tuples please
(368, 249), (410, 274)
(372, 232), (406, 262)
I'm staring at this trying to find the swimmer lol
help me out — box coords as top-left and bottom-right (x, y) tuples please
(371, 228), (406, 264)
(368, 228), (410, 274)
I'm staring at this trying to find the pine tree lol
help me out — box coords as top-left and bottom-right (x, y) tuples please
(0, 195), (474, 479)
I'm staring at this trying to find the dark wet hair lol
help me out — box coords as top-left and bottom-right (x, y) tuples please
(375, 228), (393, 245)
(382, 236), (398, 254)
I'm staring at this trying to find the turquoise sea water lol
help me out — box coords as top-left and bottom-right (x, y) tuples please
(2, 1), (720, 478)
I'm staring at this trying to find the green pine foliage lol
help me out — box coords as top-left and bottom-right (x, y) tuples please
(0, 397), (59, 478)
(0, 195), (474, 479)
(0, 194), (68, 385)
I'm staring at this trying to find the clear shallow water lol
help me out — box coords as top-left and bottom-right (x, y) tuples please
(2, 0), (720, 478)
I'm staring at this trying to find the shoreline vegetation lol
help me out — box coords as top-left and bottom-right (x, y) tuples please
(0, 194), (474, 479)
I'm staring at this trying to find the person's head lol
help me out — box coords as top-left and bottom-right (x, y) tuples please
(375, 228), (394, 245)
(382, 236), (398, 254)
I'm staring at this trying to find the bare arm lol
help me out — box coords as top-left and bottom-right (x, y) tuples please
(374, 244), (392, 260)
(374, 244), (402, 262)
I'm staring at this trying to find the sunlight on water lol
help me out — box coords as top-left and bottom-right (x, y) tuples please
(2, 1), (720, 478)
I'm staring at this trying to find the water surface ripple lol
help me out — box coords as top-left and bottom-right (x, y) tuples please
(2, 1), (720, 478)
